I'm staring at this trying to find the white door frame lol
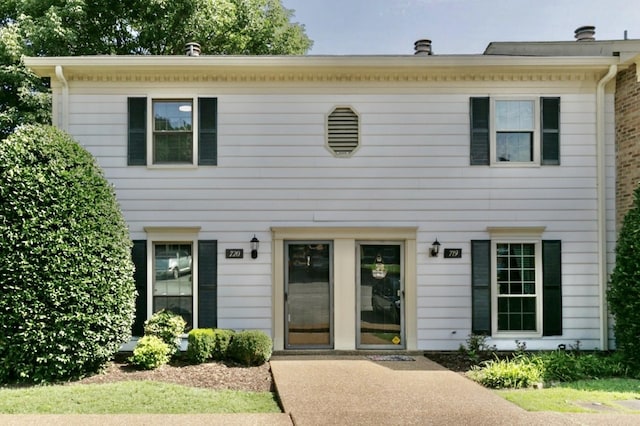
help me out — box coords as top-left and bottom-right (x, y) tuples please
(272, 227), (417, 351)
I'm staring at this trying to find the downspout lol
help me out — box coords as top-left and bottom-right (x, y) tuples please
(54, 65), (69, 132)
(596, 64), (617, 350)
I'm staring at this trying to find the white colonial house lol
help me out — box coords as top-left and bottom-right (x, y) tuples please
(25, 33), (640, 352)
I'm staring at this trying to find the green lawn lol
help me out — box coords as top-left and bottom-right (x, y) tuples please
(0, 381), (281, 414)
(497, 379), (640, 413)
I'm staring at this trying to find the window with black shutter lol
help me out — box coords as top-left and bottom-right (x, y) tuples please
(471, 237), (562, 337)
(127, 97), (218, 166)
(470, 96), (560, 166)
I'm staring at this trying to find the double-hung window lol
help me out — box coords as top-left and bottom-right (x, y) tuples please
(494, 241), (541, 334)
(128, 96), (217, 166)
(471, 232), (562, 338)
(130, 233), (218, 337)
(495, 100), (536, 163)
(470, 97), (560, 166)
(153, 100), (193, 164)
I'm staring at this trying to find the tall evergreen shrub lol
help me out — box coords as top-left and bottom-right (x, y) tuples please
(0, 125), (136, 383)
(609, 183), (640, 371)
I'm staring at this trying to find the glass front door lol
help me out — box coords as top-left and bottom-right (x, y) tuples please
(357, 243), (404, 348)
(285, 242), (333, 348)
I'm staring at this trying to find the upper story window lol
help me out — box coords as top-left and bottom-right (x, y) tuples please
(495, 100), (536, 163)
(153, 100), (193, 164)
(128, 97), (217, 167)
(470, 97), (560, 166)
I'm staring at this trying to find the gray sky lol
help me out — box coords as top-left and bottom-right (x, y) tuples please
(281, 0), (640, 55)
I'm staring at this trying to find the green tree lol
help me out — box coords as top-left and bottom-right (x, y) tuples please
(0, 0), (312, 138)
(608, 184), (640, 372)
(0, 125), (136, 384)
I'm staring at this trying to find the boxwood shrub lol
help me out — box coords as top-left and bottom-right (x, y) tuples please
(144, 310), (186, 357)
(187, 328), (216, 363)
(227, 330), (273, 366)
(212, 329), (235, 360)
(128, 336), (170, 370)
(0, 125), (136, 384)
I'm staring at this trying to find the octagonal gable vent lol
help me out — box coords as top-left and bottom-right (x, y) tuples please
(326, 106), (359, 157)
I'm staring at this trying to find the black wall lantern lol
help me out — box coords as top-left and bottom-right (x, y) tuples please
(250, 235), (260, 259)
(430, 238), (441, 257)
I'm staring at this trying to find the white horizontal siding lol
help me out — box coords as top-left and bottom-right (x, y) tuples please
(59, 78), (614, 350)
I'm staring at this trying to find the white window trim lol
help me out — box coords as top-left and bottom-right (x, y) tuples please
(488, 226), (545, 338)
(490, 239), (543, 338)
(144, 227), (200, 331)
(147, 96), (199, 169)
(490, 97), (540, 167)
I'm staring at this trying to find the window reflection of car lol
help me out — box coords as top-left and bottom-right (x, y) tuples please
(156, 251), (192, 280)
(372, 276), (401, 322)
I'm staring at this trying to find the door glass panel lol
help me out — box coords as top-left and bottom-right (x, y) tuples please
(359, 244), (403, 348)
(286, 242), (332, 348)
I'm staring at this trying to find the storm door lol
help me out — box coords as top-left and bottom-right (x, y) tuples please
(285, 242), (333, 348)
(357, 243), (404, 349)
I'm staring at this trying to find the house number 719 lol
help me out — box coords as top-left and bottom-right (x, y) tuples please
(444, 249), (462, 259)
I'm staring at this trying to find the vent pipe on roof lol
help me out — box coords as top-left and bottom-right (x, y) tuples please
(575, 26), (596, 41)
(185, 42), (201, 56)
(414, 39), (433, 55)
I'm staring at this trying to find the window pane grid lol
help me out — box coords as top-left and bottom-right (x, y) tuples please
(496, 242), (537, 332)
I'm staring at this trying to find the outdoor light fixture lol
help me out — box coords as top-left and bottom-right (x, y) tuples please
(250, 235), (260, 259)
(430, 239), (441, 257)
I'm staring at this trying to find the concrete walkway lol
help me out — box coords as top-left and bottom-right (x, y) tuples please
(270, 354), (640, 425)
(2, 354), (640, 425)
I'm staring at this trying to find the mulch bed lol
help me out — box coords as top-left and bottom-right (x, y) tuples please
(72, 354), (274, 392)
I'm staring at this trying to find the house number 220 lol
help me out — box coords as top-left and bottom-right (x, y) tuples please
(225, 249), (244, 259)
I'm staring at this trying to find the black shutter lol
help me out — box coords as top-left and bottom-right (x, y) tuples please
(198, 98), (217, 165)
(471, 240), (491, 334)
(542, 240), (562, 336)
(470, 97), (490, 165)
(541, 97), (560, 165)
(198, 240), (218, 328)
(131, 240), (147, 336)
(127, 97), (147, 165)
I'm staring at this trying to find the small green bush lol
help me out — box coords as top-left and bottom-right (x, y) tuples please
(128, 336), (170, 370)
(187, 329), (216, 364)
(227, 330), (272, 366)
(144, 310), (186, 356)
(536, 351), (628, 382)
(467, 355), (543, 389)
(458, 333), (496, 363)
(212, 329), (235, 361)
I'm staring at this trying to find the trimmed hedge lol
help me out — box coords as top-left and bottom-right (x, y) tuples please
(186, 329), (270, 366)
(228, 330), (273, 366)
(212, 329), (235, 360)
(0, 125), (136, 384)
(187, 329), (216, 363)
